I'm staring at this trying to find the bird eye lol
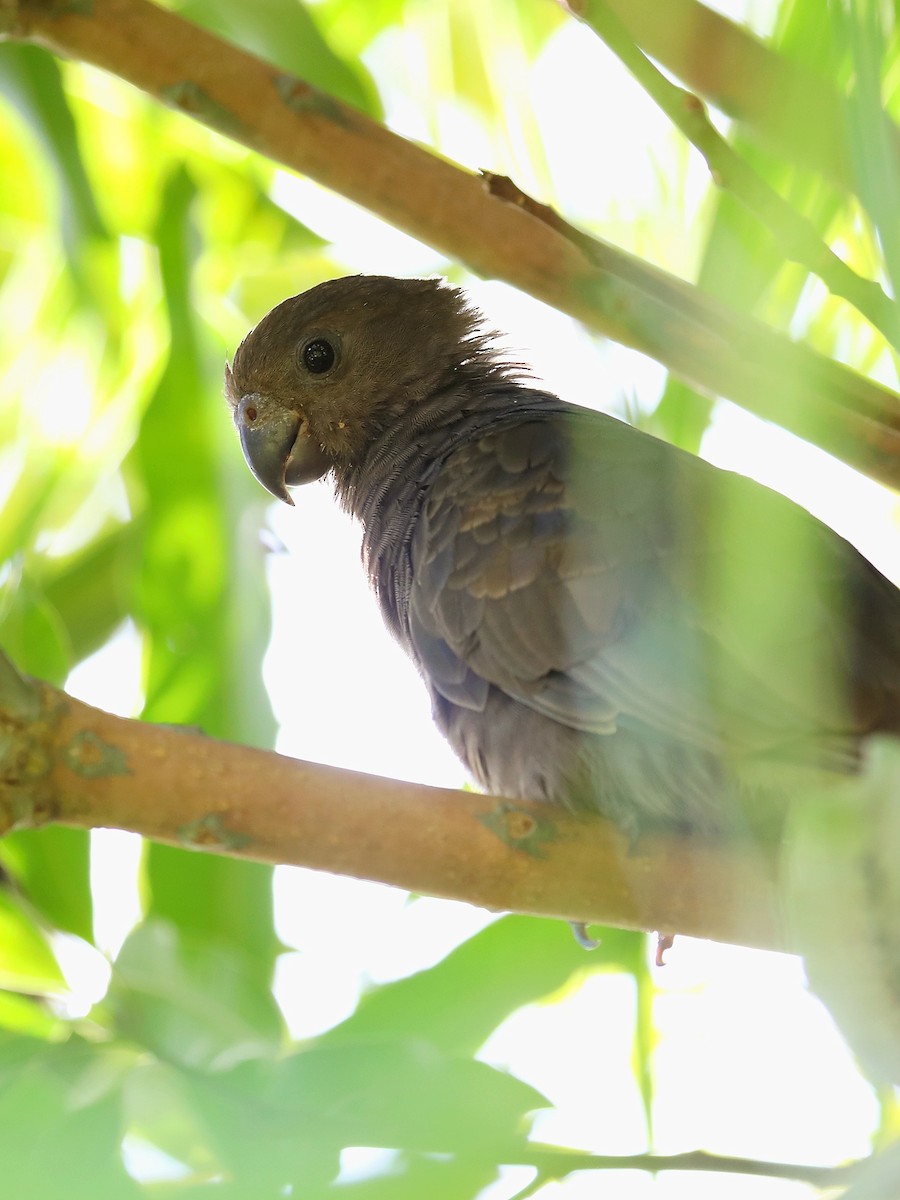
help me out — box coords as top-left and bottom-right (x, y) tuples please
(300, 337), (337, 375)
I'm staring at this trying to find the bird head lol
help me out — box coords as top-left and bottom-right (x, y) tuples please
(226, 274), (490, 504)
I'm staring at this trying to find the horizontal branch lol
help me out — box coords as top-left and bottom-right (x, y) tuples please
(0, 660), (786, 952)
(4, 0), (900, 489)
(520, 1142), (858, 1188)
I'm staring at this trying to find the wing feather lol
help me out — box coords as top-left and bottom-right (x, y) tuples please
(408, 407), (892, 764)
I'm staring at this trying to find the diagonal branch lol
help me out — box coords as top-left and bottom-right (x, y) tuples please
(0, 653), (786, 952)
(3, 0), (900, 489)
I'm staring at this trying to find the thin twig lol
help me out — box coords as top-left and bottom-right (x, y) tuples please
(516, 1143), (861, 1188)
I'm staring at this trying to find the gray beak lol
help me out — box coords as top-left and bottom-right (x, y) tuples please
(235, 393), (329, 504)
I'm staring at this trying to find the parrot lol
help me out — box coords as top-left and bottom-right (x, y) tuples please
(227, 274), (900, 837)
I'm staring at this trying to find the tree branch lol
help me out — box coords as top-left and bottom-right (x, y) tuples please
(517, 1143), (859, 1188)
(3, 0), (899, 489)
(0, 655), (786, 952)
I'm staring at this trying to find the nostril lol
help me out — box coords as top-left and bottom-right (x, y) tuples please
(243, 402), (258, 422)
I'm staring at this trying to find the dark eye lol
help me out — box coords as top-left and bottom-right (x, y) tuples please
(301, 337), (337, 375)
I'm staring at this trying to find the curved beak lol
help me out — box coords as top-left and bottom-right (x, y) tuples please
(234, 393), (330, 505)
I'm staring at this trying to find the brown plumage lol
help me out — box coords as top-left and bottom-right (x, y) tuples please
(228, 275), (900, 836)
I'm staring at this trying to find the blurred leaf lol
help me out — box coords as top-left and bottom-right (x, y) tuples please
(840, 1141), (900, 1200)
(0, 468), (136, 698)
(447, 0), (563, 117)
(0, 888), (65, 993)
(447, 6), (494, 116)
(0, 1034), (140, 1199)
(124, 1059), (221, 1178)
(113, 1039), (545, 1192)
(647, 377), (712, 457)
(268, 1040), (546, 1150)
(0, 990), (67, 1039)
(0, 43), (107, 252)
(785, 738), (900, 1086)
(145, 845), (279, 962)
(133, 163), (275, 744)
(162, 1186), (302, 1199)
(200, 164), (327, 309)
(181, 1038), (546, 1187)
(330, 1153), (498, 1200)
(652, 157), (842, 452)
(38, 524), (136, 666)
(632, 952), (655, 1143)
(774, 0), (840, 74)
(513, 0), (567, 57)
(0, 452), (71, 570)
(833, 3), (900, 298)
(650, 0), (852, 452)
(178, 1061), (342, 1190)
(130, 164), (277, 960)
(109, 919), (284, 1071)
(324, 914), (644, 1057)
(312, 0), (408, 59)
(0, 572), (72, 683)
(0, 826), (93, 943)
(151, 1155), (499, 1200)
(176, 0), (382, 118)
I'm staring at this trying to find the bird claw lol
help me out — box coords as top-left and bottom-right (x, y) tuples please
(570, 921), (601, 950)
(655, 932), (676, 966)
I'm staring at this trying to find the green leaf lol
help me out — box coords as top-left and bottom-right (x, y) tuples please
(310, 0), (408, 60)
(325, 1153), (498, 1200)
(176, 0), (382, 118)
(0, 989), (67, 1039)
(145, 843), (278, 966)
(324, 914), (645, 1056)
(650, 0), (851, 453)
(0, 43), (107, 253)
(38, 524), (136, 667)
(274, 1040), (548, 1151)
(0, 451), (72, 574)
(134, 163), (276, 745)
(0, 573), (72, 683)
(446, 0), (564, 118)
(129, 164), (278, 960)
(182, 1039), (546, 1187)
(109, 919), (284, 1071)
(1, 826), (93, 943)
(0, 889), (65, 993)
(0, 1033), (140, 1199)
(833, 2), (900, 298)
(785, 738), (900, 1086)
(123, 1059), (222, 1179)
(632, 950), (655, 1143)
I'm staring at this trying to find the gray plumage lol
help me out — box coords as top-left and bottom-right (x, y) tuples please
(228, 275), (900, 836)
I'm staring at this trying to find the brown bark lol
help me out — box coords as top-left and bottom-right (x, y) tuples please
(0, 673), (786, 952)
